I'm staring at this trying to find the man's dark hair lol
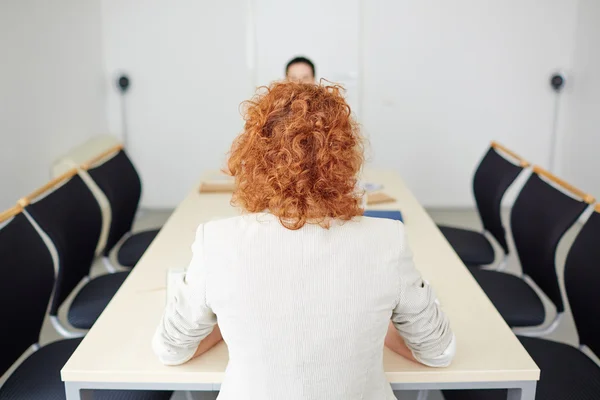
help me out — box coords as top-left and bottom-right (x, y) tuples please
(285, 57), (316, 77)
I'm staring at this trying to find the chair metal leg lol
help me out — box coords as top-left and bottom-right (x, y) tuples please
(515, 312), (563, 337)
(494, 254), (509, 271)
(50, 316), (86, 338)
(102, 256), (118, 273)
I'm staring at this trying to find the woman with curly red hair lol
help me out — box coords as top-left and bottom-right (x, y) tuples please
(153, 82), (455, 400)
(228, 82), (363, 230)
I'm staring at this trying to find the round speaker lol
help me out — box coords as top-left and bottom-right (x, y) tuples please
(550, 74), (565, 92)
(117, 75), (130, 93)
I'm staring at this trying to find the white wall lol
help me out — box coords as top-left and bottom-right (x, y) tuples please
(361, 0), (579, 208)
(0, 0), (107, 210)
(101, 0), (252, 208)
(557, 0), (600, 199)
(2, 1), (595, 211)
(3, 1), (582, 209)
(101, 0), (584, 209)
(102, 0), (362, 208)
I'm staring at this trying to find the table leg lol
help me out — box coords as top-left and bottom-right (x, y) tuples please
(507, 381), (536, 400)
(64, 382), (93, 400)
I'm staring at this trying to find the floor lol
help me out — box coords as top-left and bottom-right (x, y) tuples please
(33, 207), (585, 400)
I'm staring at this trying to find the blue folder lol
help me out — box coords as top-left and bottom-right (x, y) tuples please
(363, 210), (403, 222)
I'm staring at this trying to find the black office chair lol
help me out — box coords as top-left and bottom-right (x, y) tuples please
(443, 205), (600, 400)
(82, 144), (160, 269)
(20, 170), (130, 333)
(469, 166), (594, 332)
(438, 141), (529, 268)
(0, 207), (172, 400)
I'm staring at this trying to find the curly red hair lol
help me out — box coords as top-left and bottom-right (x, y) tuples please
(227, 82), (364, 230)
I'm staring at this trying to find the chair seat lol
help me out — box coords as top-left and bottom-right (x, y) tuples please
(0, 338), (172, 400)
(438, 225), (495, 266)
(117, 229), (160, 268)
(443, 336), (600, 400)
(68, 271), (129, 329)
(470, 268), (545, 327)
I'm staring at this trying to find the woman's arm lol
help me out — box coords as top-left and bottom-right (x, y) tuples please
(390, 223), (456, 368)
(152, 224), (218, 366)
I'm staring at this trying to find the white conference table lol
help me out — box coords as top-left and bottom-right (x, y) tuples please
(62, 168), (539, 399)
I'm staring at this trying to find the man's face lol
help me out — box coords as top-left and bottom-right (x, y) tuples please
(287, 62), (315, 84)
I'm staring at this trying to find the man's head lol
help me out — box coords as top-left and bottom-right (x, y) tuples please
(285, 57), (316, 84)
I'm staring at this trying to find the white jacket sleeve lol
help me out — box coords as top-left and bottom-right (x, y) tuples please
(391, 222), (456, 367)
(152, 224), (217, 365)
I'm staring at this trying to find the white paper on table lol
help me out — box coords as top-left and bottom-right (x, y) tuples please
(203, 175), (234, 184)
(363, 182), (384, 193)
(166, 267), (187, 302)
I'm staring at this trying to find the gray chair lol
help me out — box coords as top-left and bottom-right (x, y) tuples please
(0, 207), (171, 400)
(438, 141), (529, 268)
(82, 144), (160, 269)
(443, 204), (600, 400)
(468, 166), (594, 333)
(19, 170), (129, 334)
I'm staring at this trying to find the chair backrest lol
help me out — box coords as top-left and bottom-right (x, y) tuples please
(0, 209), (55, 376)
(20, 170), (103, 317)
(52, 134), (122, 178)
(510, 166), (594, 313)
(472, 141), (529, 254)
(564, 205), (600, 357)
(84, 146), (142, 255)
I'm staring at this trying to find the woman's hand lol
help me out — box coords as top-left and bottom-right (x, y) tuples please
(192, 325), (223, 360)
(384, 321), (418, 363)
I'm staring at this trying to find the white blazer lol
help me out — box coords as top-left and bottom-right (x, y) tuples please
(153, 213), (455, 400)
